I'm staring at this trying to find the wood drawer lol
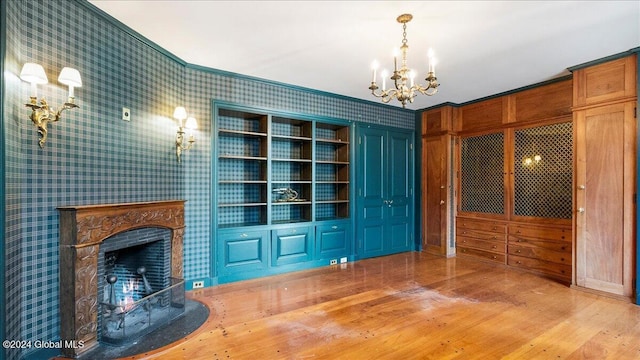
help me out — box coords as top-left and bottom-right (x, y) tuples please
(457, 246), (506, 264)
(508, 236), (571, 253)
(508, 254), (571, 281)
(457, 218), (506, 234)
(508, 244), (571, 265)
(458, 236), (505, 254)
(457, 228), (504, 242)
(508, 224), (571, 242)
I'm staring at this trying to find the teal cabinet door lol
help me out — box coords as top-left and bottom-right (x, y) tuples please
(271, 226), (313, 266)
(387, 131), (413, 252)
(316, 221), (351, 260)
(356, 126), (414, 259)
(218, 229), (269, 276)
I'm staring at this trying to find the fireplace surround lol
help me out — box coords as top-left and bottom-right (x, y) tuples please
(58, 200), (185, 358)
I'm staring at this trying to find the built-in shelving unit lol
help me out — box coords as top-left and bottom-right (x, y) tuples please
(214, 104), (353, 281)
(315, 123), (350, 221)
(217, 109), (269, 228)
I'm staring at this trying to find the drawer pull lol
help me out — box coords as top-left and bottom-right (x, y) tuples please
(516, 261), (522, 265)
(516, 230), (521, 234)
(492, 227), (497, 231)
(492, 245), (497, 249)
(492, 256), (497, 259)
(516, 250), (521, 253)
(492, 236), (497, 240)
(462, 240), (467, 243)
(331, 226), (338, 230)
(240, 233), (248, 238)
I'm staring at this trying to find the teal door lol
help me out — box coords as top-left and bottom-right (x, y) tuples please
(356, 126), (414, 259)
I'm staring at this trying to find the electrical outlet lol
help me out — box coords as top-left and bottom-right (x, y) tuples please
(340, 257), (348, 264)
(122, 107), (131, 121)
(330, 259), (338, 265)
(192, 281), (204, 289)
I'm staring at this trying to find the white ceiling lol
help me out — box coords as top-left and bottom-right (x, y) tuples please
(89, 1), (639, 110)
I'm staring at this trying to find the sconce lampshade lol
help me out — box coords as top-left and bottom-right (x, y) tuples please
(20, 63), (48, 84)
(173, 106), (188, 120)
(185, 117), (198, 130)
(58, 67), (82, 87)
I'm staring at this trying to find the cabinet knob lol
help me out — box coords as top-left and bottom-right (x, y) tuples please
(492, 256), (497, 259)
(578, 185), (585, 190)
(240, 233), (248, 238)
(516, 250), (521, 253)
(516, 261), (522, 265)
(440, 185), (445, 189)
(492, 245), (497, 249)
(440, 200), (445, 205)
(331, 226), (338, 230)
(578, 207), (585, 213)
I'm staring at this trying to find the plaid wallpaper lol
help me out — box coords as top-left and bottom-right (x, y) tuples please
(2, 0), (415, 358)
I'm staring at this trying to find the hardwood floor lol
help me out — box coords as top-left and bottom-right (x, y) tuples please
(120, 252), (640, 359)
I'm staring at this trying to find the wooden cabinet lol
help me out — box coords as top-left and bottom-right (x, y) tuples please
(456, 217), (506, 264)
(421, 107), (455, 256)
(574, 101), (636, 297)
(507, 224), (572, 283)
(572, 54), (637, 299)
(447, 78), (574, 283)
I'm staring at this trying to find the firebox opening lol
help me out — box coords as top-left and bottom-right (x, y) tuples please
(97, 227), (185, 345)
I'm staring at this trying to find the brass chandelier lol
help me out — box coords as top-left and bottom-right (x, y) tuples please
(369, 14), (439, 108)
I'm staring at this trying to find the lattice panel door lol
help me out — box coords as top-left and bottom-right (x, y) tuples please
(460, 132), (505, 214)
(513, 122), (573, 219)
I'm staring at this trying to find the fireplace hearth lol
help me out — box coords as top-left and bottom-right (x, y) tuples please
(58, 201), (186, 358)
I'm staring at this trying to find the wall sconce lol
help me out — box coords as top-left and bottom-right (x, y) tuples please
(523, 155), (542, 167)
(174, 106), (197, 162)
(20, 63), (82, 148)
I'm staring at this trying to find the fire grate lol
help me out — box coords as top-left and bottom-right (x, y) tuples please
(99, 277), (185, 345)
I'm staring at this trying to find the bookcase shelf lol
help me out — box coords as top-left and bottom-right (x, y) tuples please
(216, 106), (350, 227)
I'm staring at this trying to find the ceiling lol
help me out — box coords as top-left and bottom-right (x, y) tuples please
(89, 1), (639, 110)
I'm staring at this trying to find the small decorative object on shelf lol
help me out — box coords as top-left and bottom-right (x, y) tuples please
(272, 188), (301, 202)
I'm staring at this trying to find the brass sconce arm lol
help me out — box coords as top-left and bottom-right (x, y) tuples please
(26, 97), (79, 148)
(20, 63), (82, 148)
(174, 107), (197, 163)
(175, 127), (196, 163)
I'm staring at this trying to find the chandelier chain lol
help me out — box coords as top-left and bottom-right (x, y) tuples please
(402, 23), (408, 46)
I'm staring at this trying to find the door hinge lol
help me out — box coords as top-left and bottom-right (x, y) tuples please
(359, 136), (362, 145)
(410, 143), (413, 150)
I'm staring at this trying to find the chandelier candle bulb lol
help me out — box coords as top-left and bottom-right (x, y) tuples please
(368, 14), (439, 107)
(381, 70), (388, 90)
(372, 61), (378, 83)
